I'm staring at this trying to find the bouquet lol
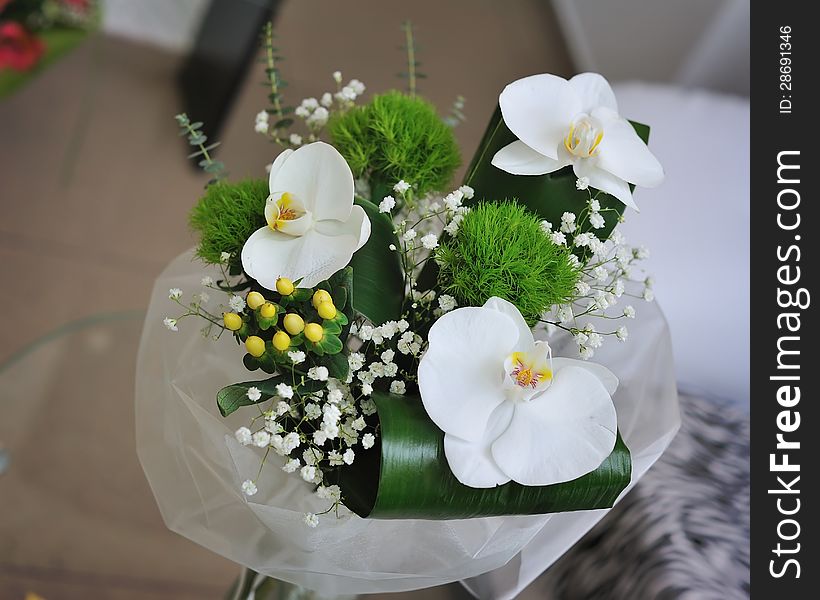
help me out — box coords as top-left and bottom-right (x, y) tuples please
(137, 22), (679, 596)
(0, 0), (95, 97)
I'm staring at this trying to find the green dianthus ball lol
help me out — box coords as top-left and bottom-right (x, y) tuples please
(436, 201), (580, 324)
(328, 91), (461, 197)
(189, 178), (268, 268)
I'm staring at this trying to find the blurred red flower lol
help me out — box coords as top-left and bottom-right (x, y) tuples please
(0, 21), (45, 72)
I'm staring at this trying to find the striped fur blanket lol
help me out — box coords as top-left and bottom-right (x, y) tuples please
(534, 394), (750, 599)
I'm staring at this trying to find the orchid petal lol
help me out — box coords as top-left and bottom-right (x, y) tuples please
(550, 358), (619, 395)
(443, 402), (514, 488)
(241, 226), (360, 289)
(568, 73), (618, 114)
(499, 74), (579, 160)
(418, 307), (519, 442)
(491, 140), (570, 176)
(492, 366), (617, 486)
(314, 205), (371, 251)
(593, 107), (665, 189)
(269, 142), (354, 221)
(482, 296), (535, 350)
(267, 149), (294, 192)
(574, 161), (639, 211)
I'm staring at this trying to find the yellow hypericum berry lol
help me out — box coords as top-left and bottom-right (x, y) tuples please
(316, 301), (337, 320)
(246, 291), (266, 310)
(304, 323), (324, 342)
(283, 313), (305, 335)
(245, 336), (266, 357)
(276, 277), (295, 296)
(223, 312), (243, 331)
(260, 302), (277, 319)
(272, 331), (291, 351)
(312, 289), (332, 308)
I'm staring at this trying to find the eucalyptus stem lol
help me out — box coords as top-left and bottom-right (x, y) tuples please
(263, 22), (284, 120)
(402, 21), (417, 97)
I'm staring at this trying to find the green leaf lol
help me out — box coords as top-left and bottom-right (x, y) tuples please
(463, 105), (650, 240)
(217, 377), (277, 417)
(335, 392), (631, 519)
(350, 198), (404, 325)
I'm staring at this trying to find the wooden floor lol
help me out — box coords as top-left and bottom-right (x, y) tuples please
(0, 1), (572, 597)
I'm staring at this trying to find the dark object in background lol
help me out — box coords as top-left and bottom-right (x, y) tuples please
(178, 0), (281, 146)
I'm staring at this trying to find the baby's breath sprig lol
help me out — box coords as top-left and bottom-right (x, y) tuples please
(175, 113), (227, 185)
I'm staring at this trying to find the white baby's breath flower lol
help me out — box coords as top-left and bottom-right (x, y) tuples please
(550, 231), (567, 246)
(438, 294), (457, 312)
(288, 350), (306, 364)
(343, 448), (355, 465)
(579, 346), (594, 360)
(593, 266), (608, 282)
(246, 387), (262, 402)
(276, 383), (294, 399)
(589, 212), (606, 229)
(393, 180), (411, 194)
(616, 326), (629, 341)
(576, 176), (590, 190)
(308, 366), (329, 381)
(623, 305), (636, 319)
(275, 401), (291, 417)
(169, 288), (183, 300)
(590, 198), (601, 212)
(540, 220), (553, 233)
(379, 196), (396, 213)
(361, 382), (373, 396)
(220, 251), (231, 264)
(241, 480), (258, 496)
(643, 288), (655, 302)
(252, 431), (271, 448)
(421, 233), (439, 250)
(163, 318), (178, 332)
(389, 243), (397, 251)
(390, 380), (406, 395)
(332, 70), (342, 83)
(348, 79), (365, 95)
(362, 433), (375, 449)
(327, 388), (343, 404)
(300, 465), (317, 482)
(458, 185), (474, 199)
(402, 229), (417, 242)
(303, 512), (319, 528)
(289, 133), (303, 146)
(575, 281), (591, 295)
(282, 458), (300, 473)
(348, 352), (365, 372)
(229, 295), (246, 313)
(321, 92), (333, 107)
(201, 276), (214, 287)
(234, 427), (252, 446)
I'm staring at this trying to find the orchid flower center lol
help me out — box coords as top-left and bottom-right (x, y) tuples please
(265, 191), (313, 237)
(564, 115), (604, 158)
(503, 342), (553, 402)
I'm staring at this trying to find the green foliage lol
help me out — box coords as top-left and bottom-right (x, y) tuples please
(437, 202), (580, 324)
(189, 178), (268, 268)
(175, 113), (227, 185)
(328, 91), (461, 198)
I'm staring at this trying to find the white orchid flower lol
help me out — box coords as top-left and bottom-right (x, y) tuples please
(418, 296), (618, 488)
(241, 142), (371, 289)
(491, 73), (664, 210)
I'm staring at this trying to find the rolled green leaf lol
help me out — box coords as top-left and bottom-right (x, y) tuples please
(350, 198), (405, 325)
(336, 392), (631, 519)
(463, 106), (650, 240)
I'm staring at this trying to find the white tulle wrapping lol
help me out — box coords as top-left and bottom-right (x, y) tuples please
(136, 250), (680, 597)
